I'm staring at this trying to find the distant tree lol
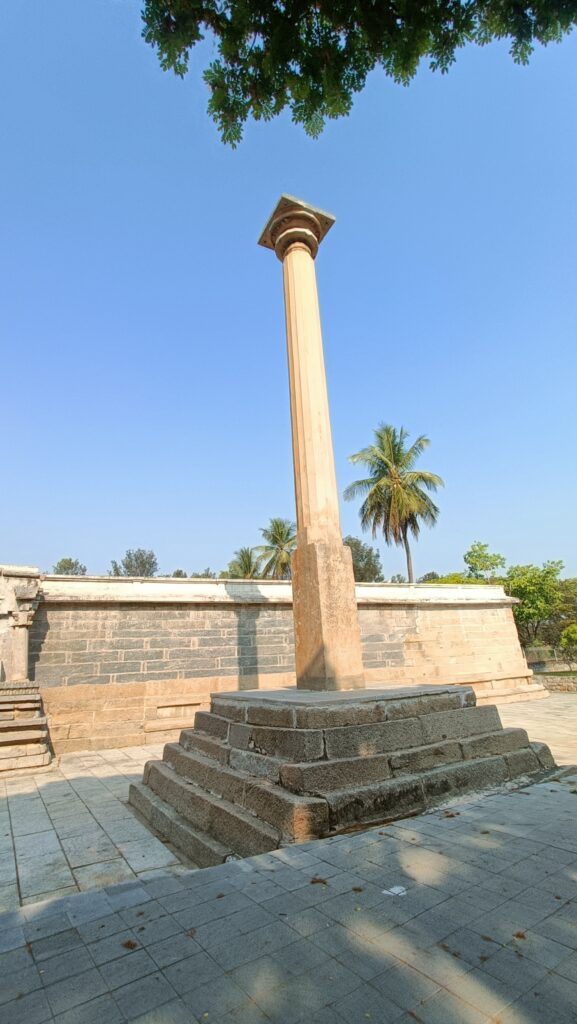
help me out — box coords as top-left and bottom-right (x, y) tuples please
(390, 574), (407, 584)
(110, 549), (159, 577)
(172, 569), (188, 578)
(435, 572), (482, 584)
(345, 424), (443, 583)
(464, 542), (506, 580)
(559, 624), (577, 669)
(189, 568), (217, 579)
(505, 561), (564, 646)
(343, 536), (384, 583)
(52, 558), (87, 576)
(417, 571), (440, 583)
(541, 577), (577, 646)
(225, 547), (263, 579)
(142, 0), (577, 145)
(257, 518), (297, 579)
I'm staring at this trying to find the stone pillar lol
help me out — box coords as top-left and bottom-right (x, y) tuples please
(0, 566), (41, 687)
(259, 196), (365, 690)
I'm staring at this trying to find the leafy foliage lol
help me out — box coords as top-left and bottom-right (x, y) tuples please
(504, 560), (564, 646)
(560, 623), (577, 668)
(390, 573), (407, 584)
(172, 569), (188, 577)
(225, 546), (263, 579)
(256, 518), (297, 579)
(464, 541), (506, 580)
(417, 571), (440, 583)
(189, 567), (217, 578)
(110, 549), (159, 577)
(343, 535), (384, 582)
(142, 0), (577, 144)
(344, 424), (443, 583)
(540, 577), (577, 646)
(52, 558), (87, 576)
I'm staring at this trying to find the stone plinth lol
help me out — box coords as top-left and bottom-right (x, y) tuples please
(129, 686), (555, 866)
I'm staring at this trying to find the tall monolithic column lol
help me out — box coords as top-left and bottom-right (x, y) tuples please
(259, 196), (365, 690)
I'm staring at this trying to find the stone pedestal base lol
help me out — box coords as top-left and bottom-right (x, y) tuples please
(0, 685), (52, 773)
(129, 685), (555, 867)
(292, 541), (365, 690)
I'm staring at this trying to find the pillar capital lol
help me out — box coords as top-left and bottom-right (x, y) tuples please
(258, 194), (335, 262)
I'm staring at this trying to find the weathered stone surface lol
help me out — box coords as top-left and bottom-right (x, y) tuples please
(324, 717), (423, 759)
(293, 701), (387, 729)
(162, 743), (246, 804)
(228, 722), (324, 761)
(280, 753), (392, 794)
(530, 740), (556, 769)
(389, 740), (463, 775)
(422, 755), (509, 804)
(194, 712), (230, 741)
(420, 706), (502, 744)
(504, 748), (541, 777)
(211, 698), (248, 723)
(228, 748), (282, 782)
(385, 689), (475, 721)
(460, 728), (530, 760)
(246, 704), (296, 728)
(145, 761), (280, 856)
(325, 777), (425, 828)
(129, 781), (230, 867)
(243, 780), (329, 840)
(180, 730), (230, 765)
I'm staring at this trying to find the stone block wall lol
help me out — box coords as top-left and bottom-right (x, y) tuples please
(17, 575), (543, 752)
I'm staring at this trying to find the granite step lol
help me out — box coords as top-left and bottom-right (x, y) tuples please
(128, 781), (230, 868)
(180, 729), (231, 764)
(142, 760), (282, 857)
(0, 724), (48, 745)
(0, 751), (52, 772)
(162, 742), (329, 840)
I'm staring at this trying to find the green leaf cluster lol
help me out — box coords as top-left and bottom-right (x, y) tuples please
(52, 557), (87, 576)
(142, 0), (577, 143)
(345, 424), (443, 583)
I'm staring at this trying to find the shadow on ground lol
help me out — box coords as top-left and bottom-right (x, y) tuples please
(1, 767), (577, 1023)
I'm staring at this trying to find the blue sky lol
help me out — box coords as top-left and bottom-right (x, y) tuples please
(1, 1), (576, 578)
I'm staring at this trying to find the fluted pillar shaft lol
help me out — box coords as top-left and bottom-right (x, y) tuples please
(259, 196), (365, 690)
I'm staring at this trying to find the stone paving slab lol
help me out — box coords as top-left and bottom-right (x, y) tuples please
(1, 770), (577, 1022)
(499, 692), (577, 765)
(0, 745), (182, 911)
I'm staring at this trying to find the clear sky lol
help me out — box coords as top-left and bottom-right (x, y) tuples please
(1, 1), (576, 579)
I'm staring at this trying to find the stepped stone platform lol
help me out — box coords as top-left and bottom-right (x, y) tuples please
(129, 685), (555, 867)
(0, 687), (52, 772)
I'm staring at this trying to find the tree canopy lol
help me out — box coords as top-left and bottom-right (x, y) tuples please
(52, 558), (87, 576)
(344, 424), (443, 583)
(110, 549), (159, 577)
(464, 541), (506, 580)
(225, 546), (263, 579)
(256, 518), (297, 579)
(343, 536), (384, 582)
(142, 0), (576, 144)
(504, 560), (564, 646)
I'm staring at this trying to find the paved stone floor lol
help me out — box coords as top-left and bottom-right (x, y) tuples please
(1, 694), (577, 1022)
(2, 771), (577, 1023)
(0, 745), (182, 912)
(498, 693), (577, 766)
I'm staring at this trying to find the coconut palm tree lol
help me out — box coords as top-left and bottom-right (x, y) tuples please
(256, 518), (297, 579)
(226, 547), (263, 579)
(344, 425), (443, 584)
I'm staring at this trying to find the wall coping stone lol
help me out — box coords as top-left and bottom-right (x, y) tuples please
(34, 573), (516, 608)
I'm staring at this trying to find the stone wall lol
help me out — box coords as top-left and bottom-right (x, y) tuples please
(17, 574), (544, 752)
(541, 673), (577, 693)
